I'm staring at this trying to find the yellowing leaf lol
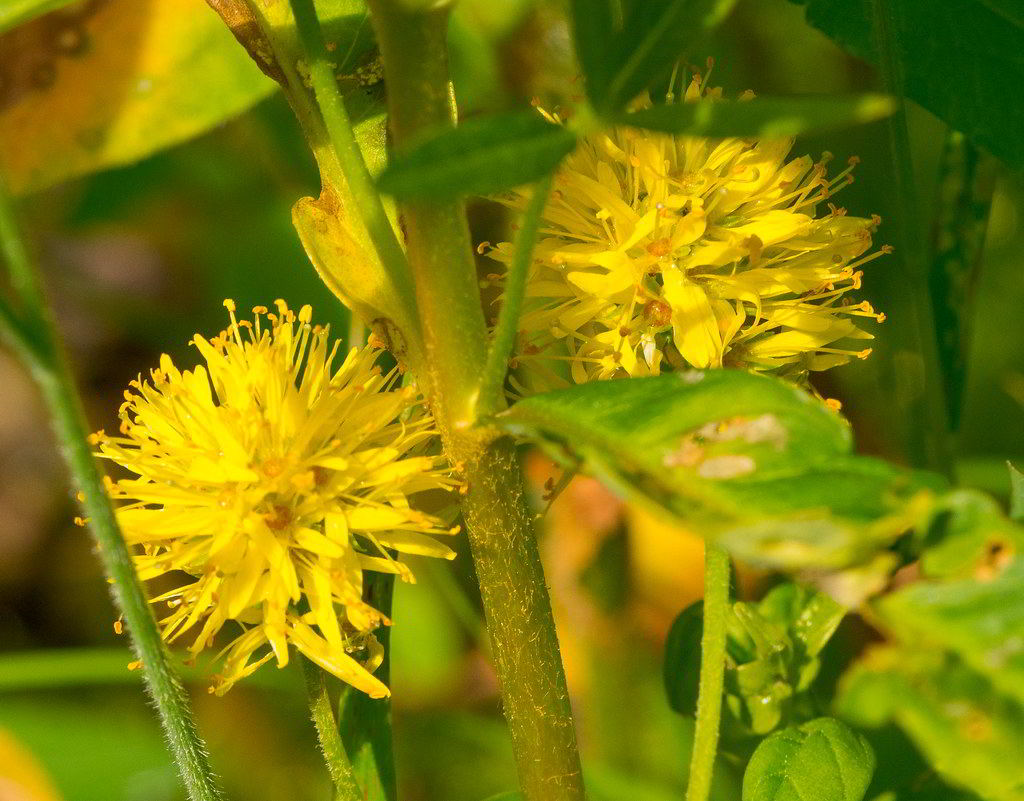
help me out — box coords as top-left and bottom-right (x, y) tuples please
(0, 0), (276, 194)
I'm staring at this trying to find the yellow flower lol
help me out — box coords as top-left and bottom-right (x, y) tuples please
(93, 300), (456, 697)
(489, 75), (886, 390)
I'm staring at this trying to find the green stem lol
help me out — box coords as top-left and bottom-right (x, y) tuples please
(339, 572), (398, 801)
(867, 0), (952, 476)
(366, 3), (585, 799)
(0, 178), (223, 801)
(685, 544), (730, 801)
(286, 0), (420, 348)
(461, 438), (586, 801)
(302, 659), (364, 801)
(476, 173), (553, 419)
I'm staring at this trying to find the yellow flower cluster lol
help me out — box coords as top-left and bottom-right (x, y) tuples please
(93, 301), (456, 697)
(489, 75), (886, 390)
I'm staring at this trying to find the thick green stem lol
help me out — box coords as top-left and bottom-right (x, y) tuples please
(302, 659), (364, 801)
(0, 178), (223, 801)
(867, 0), (952, 476)
(685, 545), (730, 801)
(461, 438), (586, 800)
(367, 3), (585, 799)
(476, 173), (553, 419)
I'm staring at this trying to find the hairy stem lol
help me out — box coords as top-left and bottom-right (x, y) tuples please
(0, 176), (223, 801)
(367, 3), (585, 799)
(685, 545), (730, 801)
(302, 659), (364, 801)
(476, 173), (553, 419)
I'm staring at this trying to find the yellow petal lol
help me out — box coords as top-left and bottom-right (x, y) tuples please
(661, 266), (723, 368)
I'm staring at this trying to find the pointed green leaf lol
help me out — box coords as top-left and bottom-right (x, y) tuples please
(742, 717), (875, 801)
(615, 94), (895, 138)
(376, 111), (577, 198)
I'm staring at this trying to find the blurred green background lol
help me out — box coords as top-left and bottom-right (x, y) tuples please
(0, 1), (1020, 799)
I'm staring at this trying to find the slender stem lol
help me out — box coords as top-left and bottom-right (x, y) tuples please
(288, 0), (418, 332)
(0, 296), (40, 368)
(0, 179), (45, 315)
(0, 177), (224, 801)
(367, 4), (585, 799)
(685, 544), (730, 801)
(339, 573), (398, 801)
(867, 0), (952, 477)
(476, 173), (553, 419)
(302, 659), (364, 801)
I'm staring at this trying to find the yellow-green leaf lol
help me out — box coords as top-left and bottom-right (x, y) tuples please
(0, 0), (276, 194)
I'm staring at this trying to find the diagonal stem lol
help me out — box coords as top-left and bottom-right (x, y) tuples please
(475, 173), (553, 419)
(0, 174), (224, 801)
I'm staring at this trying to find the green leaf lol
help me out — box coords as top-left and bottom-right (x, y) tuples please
(916, 489), (1023, 578)
(789, 0), (1024, 169)
(839, 650), (1024, 801)
(0, 0), (279, 194)
(495, 372), (939, 572)
(376, 111), (577, 198)
(877, 554), (1024, 708)
(1009, 462), (1024, 522)
(603, 0), (740, 111)
(742, 717), (875, 801)
(756, 583), (845, 660)
(614, 94), (895, 138)
(663, 601), (704, 716)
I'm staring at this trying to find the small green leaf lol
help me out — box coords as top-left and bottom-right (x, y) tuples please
(756, 583), (845, 660)
(1009, 462), (1024, 522)
(377, 111), (577, 198)
(495, 372), (938, 571)
(663, 601), (704, 716)
(614, 94), (895, 138)
(603, 0), (740, 111)
(839, 650), (1024, 801)
(742, 718), (875, 801)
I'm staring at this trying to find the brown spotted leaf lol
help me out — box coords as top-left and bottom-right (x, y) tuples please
(0, 0), (276, 194)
